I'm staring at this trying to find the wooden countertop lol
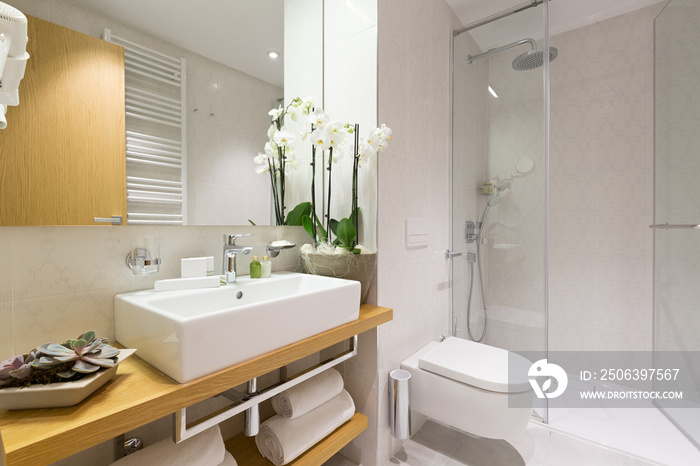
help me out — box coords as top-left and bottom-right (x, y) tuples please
(0, 304), (392, 466)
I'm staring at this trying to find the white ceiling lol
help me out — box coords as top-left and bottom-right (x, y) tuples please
(446, 0), (664, 50)
(66, 0), (663, 87)
(68, 0), (284, 87)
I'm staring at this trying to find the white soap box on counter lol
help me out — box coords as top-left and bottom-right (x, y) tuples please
(181, 256), (215, 278)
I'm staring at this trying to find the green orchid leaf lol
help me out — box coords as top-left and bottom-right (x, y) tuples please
(284, 202), (312, 226)
(301, 215), (315, 240)
(329, 218), (339, 235)
(313, 211), (327, 238)
(336, 218), (356, 248)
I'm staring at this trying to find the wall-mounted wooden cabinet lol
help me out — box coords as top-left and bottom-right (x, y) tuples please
(0, 16), (125, 226)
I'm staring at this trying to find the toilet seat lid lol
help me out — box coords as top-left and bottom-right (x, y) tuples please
(418, 337), (531, 393)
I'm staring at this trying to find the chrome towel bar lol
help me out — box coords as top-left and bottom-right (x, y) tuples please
(649, 224), (700, 230)
(173, 335), (358, 443)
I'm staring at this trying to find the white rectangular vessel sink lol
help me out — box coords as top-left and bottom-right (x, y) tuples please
(115, 272), (360, 383)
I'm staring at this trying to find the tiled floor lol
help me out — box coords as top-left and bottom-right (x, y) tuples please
(385, 420), (661, 466)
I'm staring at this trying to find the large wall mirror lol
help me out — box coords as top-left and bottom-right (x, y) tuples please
(1, 0), (323, 226)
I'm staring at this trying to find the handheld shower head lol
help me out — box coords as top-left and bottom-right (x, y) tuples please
(478, 193), (501, 237)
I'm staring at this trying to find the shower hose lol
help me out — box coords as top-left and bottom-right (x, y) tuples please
(466, 239), (488, 342)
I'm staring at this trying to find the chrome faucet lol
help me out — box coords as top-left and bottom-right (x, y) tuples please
(223, 234), (253, 283)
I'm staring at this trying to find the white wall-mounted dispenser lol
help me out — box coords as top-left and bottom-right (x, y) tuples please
(0, 2), (29, 129)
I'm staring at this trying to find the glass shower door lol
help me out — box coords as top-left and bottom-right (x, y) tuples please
(653, 0), (700, 448)
(451, 1), (548, 417)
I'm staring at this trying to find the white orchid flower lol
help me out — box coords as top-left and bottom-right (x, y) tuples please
(331, 146), (343, 163)
(308, 109), (329, 128)
(264, 141), (278, 159)
(365, 131), (381, 151)
(302, 95), (315, 108)
(285, 105), (300, 122)
(254, 153), (270, 174)
(310, 128), (331, 151)
(268, 106), (283, 121)
(325, 121), (346, 147)
(286, 152), (299, 171)
(267, 124), (277, 140)
(358, 140), (376, 168)
(377, 124), (393, 142)
(273, 130), (296, 148)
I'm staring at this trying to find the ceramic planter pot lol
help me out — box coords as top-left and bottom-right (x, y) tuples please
(301, 251), (376, 303)
(0, 348), (136, 410)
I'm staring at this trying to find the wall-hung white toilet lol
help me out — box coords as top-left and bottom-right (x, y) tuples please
(401, 337), (533, 440)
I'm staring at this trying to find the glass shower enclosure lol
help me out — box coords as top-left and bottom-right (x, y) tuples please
(451, 0), (548, 420)
(653, 0), (700, 449)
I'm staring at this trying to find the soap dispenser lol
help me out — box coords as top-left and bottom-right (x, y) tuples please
(261, 255), (271, 278)
(250, 256), (261, 279)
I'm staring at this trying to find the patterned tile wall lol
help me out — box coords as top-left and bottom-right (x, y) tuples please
(376, 0), (458, 464)
(548, 4), (664, 352)
(0, 225), (308, 356)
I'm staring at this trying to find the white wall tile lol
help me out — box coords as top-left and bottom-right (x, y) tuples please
(375, 0), (456, 463)
(0, 229), (12, 303)
(0, 302), (12, 359)
(548, 7), (654, 352)
(10, 227), (136, 301)
(13, 287), (127, 351)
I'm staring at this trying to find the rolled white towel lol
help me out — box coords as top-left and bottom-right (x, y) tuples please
(271, 368), (344, 418)
(111, 425), (225, 466)
(256, 389), (355, 465)
(219, 451), (238, 466)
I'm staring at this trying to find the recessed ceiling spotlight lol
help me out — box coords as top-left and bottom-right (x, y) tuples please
(267, 50), (280, 59)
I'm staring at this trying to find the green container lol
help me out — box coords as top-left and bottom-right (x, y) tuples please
(250, 256), (261, 279)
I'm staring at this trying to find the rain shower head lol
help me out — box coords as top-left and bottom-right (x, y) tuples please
(468, 38), (558, 72)
(512, 46), (558, 71)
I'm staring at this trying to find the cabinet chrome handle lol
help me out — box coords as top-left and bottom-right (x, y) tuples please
(94, 215), (123, 225)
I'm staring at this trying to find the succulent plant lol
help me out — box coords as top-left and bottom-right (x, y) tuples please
(0, 351), (38, 387)
(32, 331), (120, 379)
(0, 331), (120, 388)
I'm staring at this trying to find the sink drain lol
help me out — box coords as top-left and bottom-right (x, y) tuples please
(236, 291), (243, 299)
